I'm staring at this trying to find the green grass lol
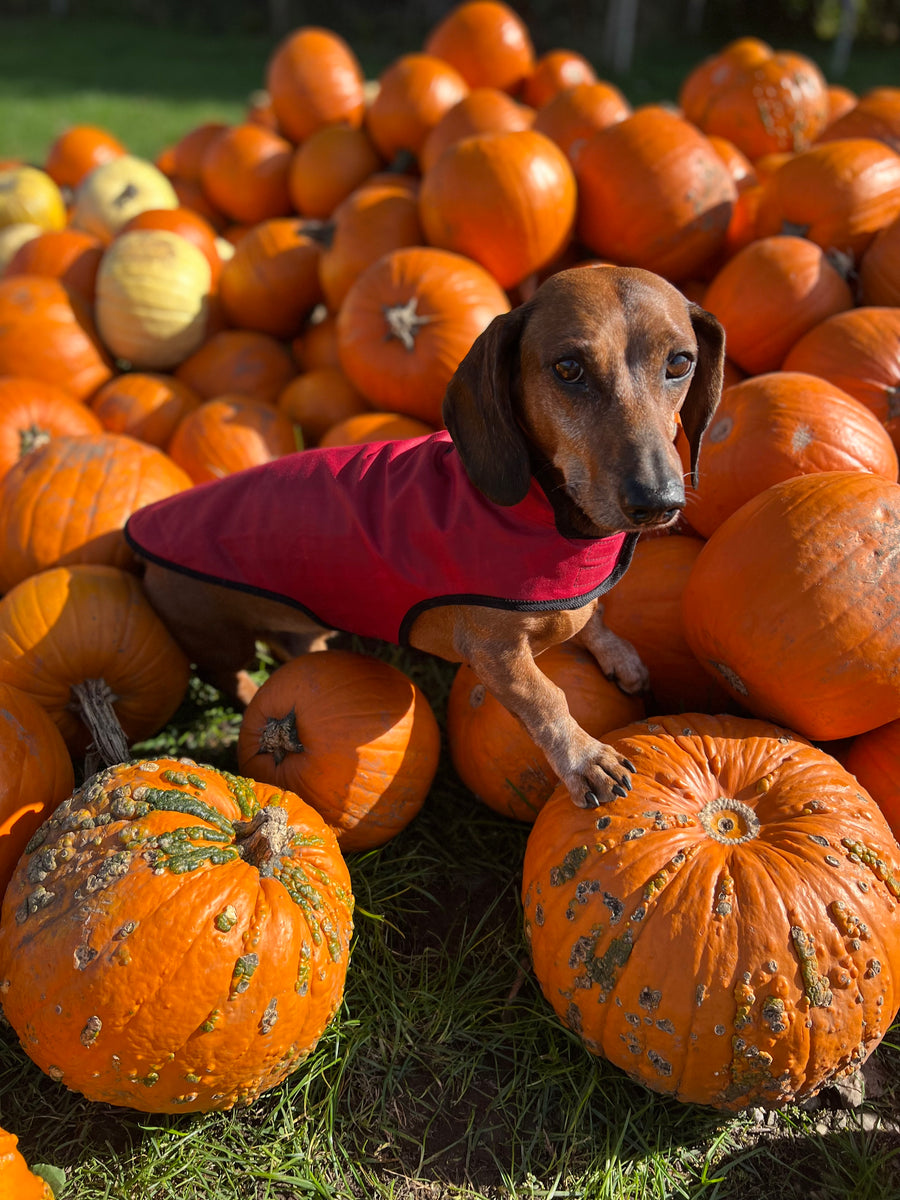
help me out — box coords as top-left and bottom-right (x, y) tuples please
(1, 13), (899, 1199)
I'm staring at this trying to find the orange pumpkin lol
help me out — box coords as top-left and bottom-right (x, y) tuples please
(88, 372), (202, 449)
(276, 366), (369, 446)
(266, 25), (366, 144)
(418, 128), (577, 288)
(336, 244), (510, 423)
(4, 228), (104, 303)
(574, 106), (737, 282)
(199, 123), (294, 226)
(845, 721), (900, 840)
(418, 86), (533, 174)
(287, 123), (383, 219)
(317, 411), (434, 447)
(365, 53), (470, 163)
(168, 394), (297, 483)
(237, 649), (440, 851)
(0, 756), (353, 1113)
(682, 471), (900, 740)
(781, 306), (900, 437)
(859, 210), (900, 307)
(318, 179), (423, 313)
(0, 1126), (54, 1199)
(447, 640), (644, 822)
(0, 432), (192, 592)
(520, 48), (597, 109)
(754, 138), (900, 265)
(700, 235), (853, 375)
(0, 376), (102, 480)
(291, 312), (341, 372)
(824, 84), (858, 125)
(0, 564), (190, 758)
(168, 121), (229, 181)
(600, 535), (737, 716)
(0, 681), (74, 898)
(175, 328), (296, 404)
(682, 372), (899, 539)
(424, 0), (535, 94)
(218, 217), (324, 339)
(678, 41), (830, 159)
(44, 123), (126, 190)
(522, 712), (900, 1110)
(531, 81), (632, 164)
(816, 86), (900, 154)
(0, 275), (114, 400)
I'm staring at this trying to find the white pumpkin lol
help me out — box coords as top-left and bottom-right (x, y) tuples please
(95, 229), (212, 370)
(70, 154), (178, 242)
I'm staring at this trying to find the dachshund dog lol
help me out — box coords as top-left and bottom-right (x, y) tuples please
(125, 266), (725, 808)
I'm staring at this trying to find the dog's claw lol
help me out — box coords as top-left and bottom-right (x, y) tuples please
(584, 790), (599, 808)
(612, 784), (628, 798)
(622, 758), (636, 774)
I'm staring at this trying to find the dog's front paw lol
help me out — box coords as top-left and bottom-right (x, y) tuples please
(561, 739), (637, 808)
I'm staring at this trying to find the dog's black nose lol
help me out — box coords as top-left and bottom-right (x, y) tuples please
(620, 480), (685, 526)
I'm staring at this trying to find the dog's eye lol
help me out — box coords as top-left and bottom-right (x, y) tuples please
(667, 352), (695, 379)
(553, 358), (584, 384)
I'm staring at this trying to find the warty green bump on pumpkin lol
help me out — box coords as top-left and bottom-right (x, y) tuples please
(549, 845), (589, 886)
(790, 926), (834, 1008)
(229, 953), (260, 998)
(215, 905), (238, 932)
(841, 838), (900, 897)
(136, 786), (235, 835)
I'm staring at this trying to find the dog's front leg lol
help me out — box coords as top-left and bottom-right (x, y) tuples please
(454, 622), (637, 808)
(575, 604), (649, 696)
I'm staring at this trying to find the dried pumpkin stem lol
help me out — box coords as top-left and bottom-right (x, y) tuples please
(258, 711), (304, 766)
(19, 423), (51, 458)
(234, 806), (291, 874)
(68, 677), (130, 766)
(383, 296), (434, 351)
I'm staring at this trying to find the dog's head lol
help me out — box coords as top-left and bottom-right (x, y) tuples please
(442, 265), (725, 537)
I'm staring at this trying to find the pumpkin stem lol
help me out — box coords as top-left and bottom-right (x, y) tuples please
(68, 678), (130, 766)
(887, 384), (900, 421)
(383, 296), (434, 351)
(234, 805), (292, 874)
(19, 423), (51, 459)
(258, 711), (304, 766)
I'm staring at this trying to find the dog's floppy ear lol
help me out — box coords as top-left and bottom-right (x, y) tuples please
(681, 303), (727, 489)
(442, 303), (532, 506)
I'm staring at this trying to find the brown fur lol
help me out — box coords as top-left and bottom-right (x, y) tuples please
(139, 266), (725, 807)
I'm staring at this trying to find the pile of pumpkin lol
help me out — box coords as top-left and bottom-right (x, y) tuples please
(1, 2), (900, 1172)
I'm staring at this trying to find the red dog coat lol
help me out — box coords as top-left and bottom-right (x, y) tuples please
(125, 431), (637, 646)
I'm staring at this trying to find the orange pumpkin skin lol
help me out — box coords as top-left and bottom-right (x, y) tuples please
(522, 712), (900, 1111)
(0, 681), (74, 899)
(237, 650), (440, 852)
(169, 121), (229, 182)
(317, 411), (434, 447)
(168, 395), (297, 484)
(682, 471), (900, 741)
(859, 211), (900, 307)
(88, 371), (202, 449)
(218, 218), (324, 340)
(365, 53), (470, 163)
(679, 44), (829, 160)
(418, 86), (533, 175)
(816, 86), (900, 154)
(845, 722), (900, 841)
(199, 124), (294, 226)
(287, 124), (383, 219)
(531, 81), (631, 164)
(682, 372), (899, 539)
(318, 180), (423, 314)
(424, 0), (535, 94)
(44, 123), (126, 190)
(574, 106), (737, 283)
(447, 641), (644, 823)
(0, 376), (103, 480)
(754, 138), (900, 265)
(0, 756), (353, 1113)
(276, 366), (368, 447)
(521, 48), (597, 109)
(0, 1126), (54, 1198)
(0, 564), (190, 756)
(336, 245), (510, 424)
(119, 206), (222, 285)
(0, 432), (192, 592)
(600, 536), (736, 716)
(175, 328), (296, 404)
(0, 275), (114, 401)
(781, 306), (900, 436)
(700, 235), (853, 375)
(266, 26), (366, 144)
(4, 228), (104, 304)
(418, 128), (577, 289)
